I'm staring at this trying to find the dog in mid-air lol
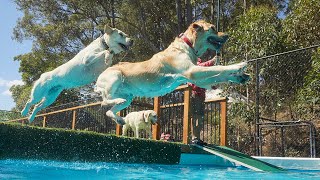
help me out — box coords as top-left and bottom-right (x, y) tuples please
(21, 25), (133, 122)
(122, 110), (158, 138)
(95, 20), (250, 125)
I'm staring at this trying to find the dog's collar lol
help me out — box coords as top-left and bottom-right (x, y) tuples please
(179, 33), (197, 56)
(100, 36), (114, 54)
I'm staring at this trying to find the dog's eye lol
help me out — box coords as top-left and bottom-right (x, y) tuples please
(119, 33), (124, 37)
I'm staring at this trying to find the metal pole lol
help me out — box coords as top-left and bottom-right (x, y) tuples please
(309, 124), (314, 158)
(216, 0), (220, 32)
(259, 126), (262, 156)
(255, 60), (260, 156)
(215, 0), (220, 62)
(281, 127), (285, 157)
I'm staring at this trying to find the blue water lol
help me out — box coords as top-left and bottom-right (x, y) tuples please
(1, 159), (320, 179)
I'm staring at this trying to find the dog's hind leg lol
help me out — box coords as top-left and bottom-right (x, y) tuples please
(148, 129), (152, 139)
(97, 69), (124, 107)
(122, 124), (129, 136)
(21, 74), (54, 116)
(135, 128), (140, 138)
(28, 86), (63, 122)
(21, 81), (49, 116)
(21, 99), (35, 117)
(106, 95), (133, 125)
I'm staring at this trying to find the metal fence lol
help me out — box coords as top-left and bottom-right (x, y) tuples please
(0, 110), (22, 122)
(257, 118), (316, 158)
(158, 86), (185, 142)
(227, 45), (320, 157)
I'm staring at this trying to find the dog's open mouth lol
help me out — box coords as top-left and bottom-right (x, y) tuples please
(119, 43), (130, 51)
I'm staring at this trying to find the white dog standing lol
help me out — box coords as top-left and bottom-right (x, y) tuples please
(95, 20), (249, 125)
(21, 25), (133, 121)
(122, 110), (158, 139)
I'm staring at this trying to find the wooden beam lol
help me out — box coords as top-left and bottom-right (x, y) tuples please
(8, 85), (190, 123)
(72, 110), (76, 130)
(116, 124), (122, 136)
(183, 86), (191, 144)
(152, 97), (161, 140)
(204, 97), (228, 103)
(42, 116), (46, 128)
(115, 112), (122, 136)
(220, 98), (227, 146)
(8, 102), (102, 122)
(159, 102), (184, 109)
(175, 84), (188, 90)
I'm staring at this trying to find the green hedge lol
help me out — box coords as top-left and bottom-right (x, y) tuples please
(0, 123), (180, 164)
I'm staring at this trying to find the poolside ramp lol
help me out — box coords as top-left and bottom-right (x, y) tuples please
(193, 145), (285, 172)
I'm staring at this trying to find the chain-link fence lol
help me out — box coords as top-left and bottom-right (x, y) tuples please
(226, 45), (320, 157)
(0, 110), (22, 122)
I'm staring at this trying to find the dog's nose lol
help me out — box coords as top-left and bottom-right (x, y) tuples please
(218, 33), (229, 43)
(128, 39), (134, 46)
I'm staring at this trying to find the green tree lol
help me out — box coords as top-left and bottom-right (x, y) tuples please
(282, 0), (320, 47)
(225, 5), (282, 105)
(281, 0), (320, 120)
(227, 6), (282, 60)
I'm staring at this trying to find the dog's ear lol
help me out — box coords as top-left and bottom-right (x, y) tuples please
(192, 23), (203, 32)
(217, 32), (229, 43)
(104, 25), (113, 34)
(144, 111), (150, 123)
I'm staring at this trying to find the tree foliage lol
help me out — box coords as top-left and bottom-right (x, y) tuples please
(227, 6), (282, 60)
(282, 0), (320, 47)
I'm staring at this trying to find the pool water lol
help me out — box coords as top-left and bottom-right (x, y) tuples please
(1, 159), (320, 179)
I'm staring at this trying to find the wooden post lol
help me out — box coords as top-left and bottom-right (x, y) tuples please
(183, 86), (191, 144)
(72, 110), (76, 130)
(152, 97), (161, 140)
(220, 98), (227, 146)
(116, 124), (122, 135)
(42, 116), (46, 128)
(115, 112), (122, 136)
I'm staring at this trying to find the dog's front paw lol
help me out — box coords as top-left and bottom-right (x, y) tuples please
(227, 62), (248, 75)
(228, 73), (251, 84)
(105, 53), (113, 65)
(238, 73), (250, 84)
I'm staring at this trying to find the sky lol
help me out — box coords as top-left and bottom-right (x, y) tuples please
(0, 0), (32, 110)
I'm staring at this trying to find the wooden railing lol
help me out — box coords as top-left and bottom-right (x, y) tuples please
(8, 85), (227, 146)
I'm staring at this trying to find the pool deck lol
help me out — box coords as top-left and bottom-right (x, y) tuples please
(180, 144), (320, 170)
(181, 153), (320, 170)
(253, 156), (320, 170)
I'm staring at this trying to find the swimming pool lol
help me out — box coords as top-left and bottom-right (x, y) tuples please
(1, 159), (320, 179)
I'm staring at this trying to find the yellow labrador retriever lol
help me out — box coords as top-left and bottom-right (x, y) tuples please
(122, 110), (157, 138)
(95, 20), (249, 125)
(22, 25), (133, 122)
